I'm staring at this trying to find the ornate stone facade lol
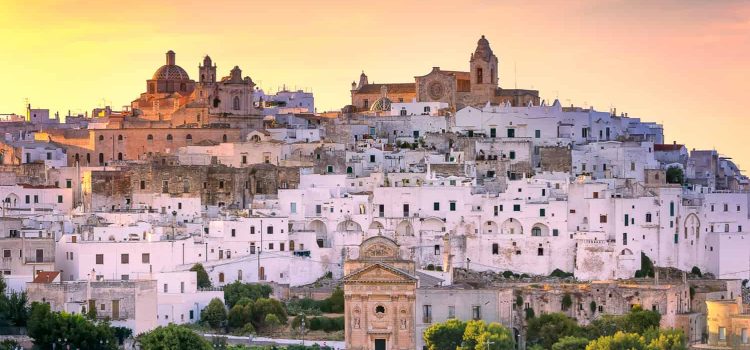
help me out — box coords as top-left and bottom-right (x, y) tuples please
(343, 236), (416, 350)
(349, 36), (540, 113)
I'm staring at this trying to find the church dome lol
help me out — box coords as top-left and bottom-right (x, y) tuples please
(152, 50), (191, 80)
(370, 97), (392, 112)
(152, 65), (190, 80)
(473, 35), (494, 61)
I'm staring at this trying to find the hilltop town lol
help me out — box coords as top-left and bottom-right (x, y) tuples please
(0, 36), (748, 350)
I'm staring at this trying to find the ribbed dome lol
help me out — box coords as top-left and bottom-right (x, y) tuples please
(370, 97), (392, 112)
(152, 65), (190, 80)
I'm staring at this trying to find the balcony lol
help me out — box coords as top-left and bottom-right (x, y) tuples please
(25, 257), (54, 264)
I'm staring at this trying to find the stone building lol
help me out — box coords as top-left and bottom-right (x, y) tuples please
(343, 236), (417, 350)
(26, 277), (158, 334)
(349, 36), (540, 112)
(693, 299), (750, 349)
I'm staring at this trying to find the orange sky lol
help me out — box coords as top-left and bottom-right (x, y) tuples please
(1, 0), (748, 169)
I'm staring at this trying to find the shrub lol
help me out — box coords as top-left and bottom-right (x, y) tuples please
(201, 298), (227, 329)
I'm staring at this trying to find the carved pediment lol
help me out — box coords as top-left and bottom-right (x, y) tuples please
(344, 263), (416, 283)
(363, 243), (396, 259)
(358, 236), (400, 260)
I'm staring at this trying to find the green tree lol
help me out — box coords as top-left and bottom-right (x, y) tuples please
(645, 329), (686, 350)
(462, 320), (514, 350)
(227, 298), (254, 330)
(526, 313), (582, 349)
(423, 318), (467, 350)
(562, 294), (573, 311)
(27, 302), (117, 350)
(264, 313), (281, 332)
(138, 324), (212, 350)
(666, 167), (684, 185)
(252, 298), (288, 328)
(224, 282), (273, 308)
(586, 332), (645, 350)
(622, 306), (661, 334)
(635, 253), (655, 278)
(690, 266), (702, 278)
(190, 263), (212, 289)
(0, 340), (19, 350)
(0, 274), (29, 327)
(323, 287), (344, 313)
(201, 298), (227, 329)
(552, 336), (590, 350)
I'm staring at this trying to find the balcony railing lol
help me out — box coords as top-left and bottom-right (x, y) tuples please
(25, 257), (54, 264)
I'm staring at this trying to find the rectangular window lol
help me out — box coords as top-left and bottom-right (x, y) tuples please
(600, 215), (607, 223)
(450, 201), (456, 212)
(164, 284), (168, 293)
(423, 305), (432, 323)
(624, 214), (629, 226)
(66, 179), (72, 188)
(378, 204), (385, 217)
(231, 229), (236, 237)
(509, 151), (516, 160)
(434, 245), (440, 255)
(268, 243), (274, 250)
(250, 226), (255, 234)
(670, 202), (675, 217)
(96, 254), (104, 264)
(674, 233), (679, 244)
(33, 195), (38, 204)
(623, 232), (628, 245)
(267, 226), (273, 234)
(553, 229), (559, 237)
(316, 204), (322, 215)
(741, 328), (748, 344)
(181, 281), (185, 293)
(25, 195), (30, 204)
(142, 253), (150, 263)
(57, 195), (63, 203)
(513, 204), (521, 212)
(280, 243), (285, 251)
(539, 208), (546, 217)
(719, 327), (726, 341)
(326, 165), (333, 173)
(472, 306), (481, 320)
(448, 306), (455, 318)
(507, 128), (515, 138)
(535, 129), (541, 138)
(290, 202), (297, 214)
(369, 154), (376, 163)
(121, 254), (129, 264)
(403, 204), (410, 217)
(490, 128), (496, 138)
(433, 202), (440, 211)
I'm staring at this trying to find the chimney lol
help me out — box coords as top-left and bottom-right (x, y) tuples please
(166, 50), (176, 65)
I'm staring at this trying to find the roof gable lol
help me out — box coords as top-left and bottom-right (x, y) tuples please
(343, 263), (417, 284)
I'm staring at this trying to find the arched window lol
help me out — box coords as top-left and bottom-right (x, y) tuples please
(117, 153), (122, 161)
(166, 134), (173, 141)
(492, 243), (499, 255)
(233, 96), (240, 110)
(532, 227), (542, 236)
(147, 134), (153, 142)
(476, 68), (483, 84)
(98, 135), (104, 141)
(289, 240), (295, 251)
(117, 135), (123, 141)
(186, 134), (192, 143)
(222, 134), (228, 142)
(237, 270), (243, 281)
(218, 272), (224, 283)
(346, 166), (353, 174)
(98, 153), (104, 165)
(258, 266), (265, 281)
(74, 154), (80, 163)
(183, 179), (190, 193)
(375, 305), (385, 314)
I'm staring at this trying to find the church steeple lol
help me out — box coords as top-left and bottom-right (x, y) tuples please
(357, 71), (369, 89)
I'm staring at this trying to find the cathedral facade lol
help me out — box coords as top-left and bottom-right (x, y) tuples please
(131, 51), (259, 123)
(343, 236), (417, 350)
(349, 36), (540, 113)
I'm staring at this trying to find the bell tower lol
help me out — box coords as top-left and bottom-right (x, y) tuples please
(199, 55), (217, 84)
(469, 35), (499, 99)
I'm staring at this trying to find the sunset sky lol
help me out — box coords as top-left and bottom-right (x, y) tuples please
(1, 0), (748, 169)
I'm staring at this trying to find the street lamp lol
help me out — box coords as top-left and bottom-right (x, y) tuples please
(300, 315), (306, 346)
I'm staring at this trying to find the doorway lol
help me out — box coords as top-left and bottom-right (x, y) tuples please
(374, 339), (386, 350)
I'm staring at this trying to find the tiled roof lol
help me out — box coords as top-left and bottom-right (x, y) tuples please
(33, 271), (60, 284)
(356, 83), (416, 94)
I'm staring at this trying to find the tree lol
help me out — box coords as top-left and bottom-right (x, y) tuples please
(264, 314), (281, 332)
(645, 329), (687, 350)
(586, 332), (645, 350)
(27, 302), (117, 350)
(526, 313), (583, 349)
(666, 167), (684, 185)
(138, 324), (212, 350)
(323, 288), (344, 313)
(461, 320), (514, 350)
(252, 298), (287, 328)
(227, 298), (254, 330)
(0, 274), (29, 327)
(561, 294), (573, 311)
(635, 253), (655, 278)
(191, 263), (212, 289)
(622, 306), (661, 334)
(552, 336), (590, 350)
(423, 318), (466, 350)
(690, 266), (702, 278)
(223, 282), (273, 308)
(201, 298), (227, 329)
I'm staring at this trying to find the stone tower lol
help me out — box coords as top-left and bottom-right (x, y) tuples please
(198, 55), (216, 84)
(469, 35), (499, 100)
